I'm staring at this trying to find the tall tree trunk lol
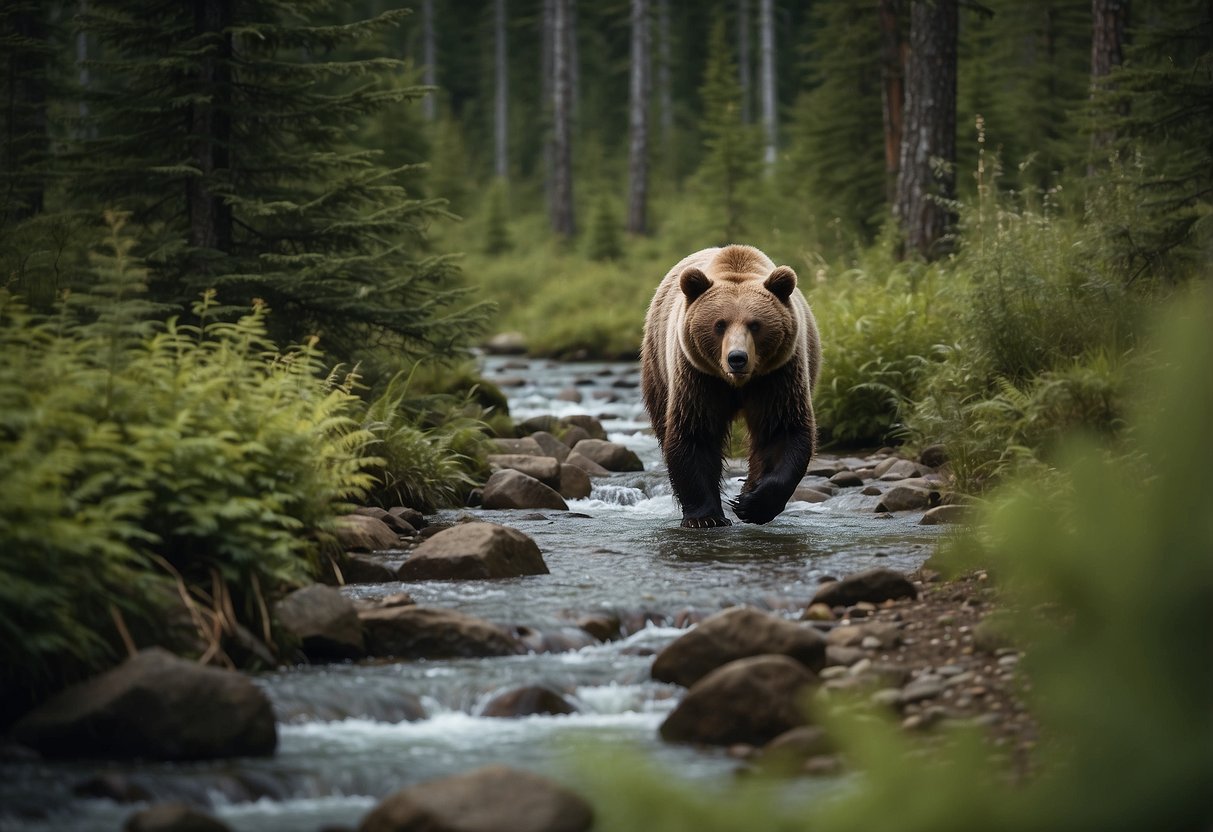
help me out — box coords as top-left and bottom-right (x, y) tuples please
(759, 0), (776, 169)
(550, 0), (575, 237)
(627, 0), (650, 235)
(187, 0), (233, 258)
(3, 8), (48, 222)
(541, 0), (554, 207)
(738, 0), (752, 123)
(494, 0), (508, 179)
(569, 0), (580, 122)
(657, 0), (672, 147)
(894, 0), (957, 260)
(879, 0), (905, 205)
(421, 0), (436, 121)
(1089, 0), (1128, 168)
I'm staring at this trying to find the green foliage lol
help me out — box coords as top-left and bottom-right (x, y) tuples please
(0, 215), (378, 705)
(587, 196), (623, 262)
(483, 178), (513, 255)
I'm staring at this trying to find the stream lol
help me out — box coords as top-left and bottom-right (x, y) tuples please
(0, 357), (941, 832)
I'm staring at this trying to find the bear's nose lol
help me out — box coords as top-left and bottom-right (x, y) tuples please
(727, 350), (749, 371)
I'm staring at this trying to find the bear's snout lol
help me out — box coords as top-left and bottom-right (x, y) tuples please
(727, 349), (749, 372)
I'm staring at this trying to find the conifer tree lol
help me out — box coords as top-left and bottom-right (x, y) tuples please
(0, 3), (58, 226)
(72, 0), (484, 363)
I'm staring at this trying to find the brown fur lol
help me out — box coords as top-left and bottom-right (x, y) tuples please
(640, 245), (821, 528)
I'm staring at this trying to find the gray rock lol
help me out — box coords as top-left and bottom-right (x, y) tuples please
(757, 725), (834, 771)
(829, 470), (864, 487)
(487, 454), (562, 488)
(340, 554), (398, 584)
(359, 765), (593, 832)
(124, 803), (231, 832)
(652, 607), (826, 688)
(826, 622), (902, 650)
(353, 507), (417, 536)
(529, 431), (572, 463)
(875, 485), (935, 512)
(791, 485), (830, 503)
(359, 606), (523, 659)
(557, 424), (592, 449)
(561, 414), (607, 441)
(570, 439), (643, 472)
(812, 568), (918, 607)
(873, 458), (923, 480)
(334, 514), (400, 552)
(558, 463), (592, 499)
(920, 504), (969, 525)
(564, 450), (610, 476)
(397, 522), (548, 581)
(481, 469), (569, 511)
(919, 443), (948, 468)
(900, 675), (946, 704)
(480, 685), (577, 718)
(659, 655), (817, 746)
(274, 584), (365, 660)
(13, 648), (276, 760)
(490, 436), (545, 456)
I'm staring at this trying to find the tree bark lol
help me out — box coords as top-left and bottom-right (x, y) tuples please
(1089, 0), (1128, 167)
(759, 0), (776, 170)
(421, 0), (436, 121)
(738, 0), (752, 124)
(627, 0), (650, 234)
(550, 0), (575, 237)
(894, 0), (957, 260)
(494, 0), (508, 179)
(657, 0), (672, 146)
(187, 0), (233, 257)
(878, 0), (905, 205)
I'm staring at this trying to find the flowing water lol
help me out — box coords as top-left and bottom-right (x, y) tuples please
(1, 357), (941, 832)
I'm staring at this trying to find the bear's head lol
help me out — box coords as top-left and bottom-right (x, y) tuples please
(678, 263), (799, 387)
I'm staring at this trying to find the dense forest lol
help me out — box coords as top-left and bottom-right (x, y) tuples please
(0, 1), (1210, 827)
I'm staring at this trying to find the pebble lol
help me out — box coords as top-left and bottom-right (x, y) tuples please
(900, 676), (946, 704)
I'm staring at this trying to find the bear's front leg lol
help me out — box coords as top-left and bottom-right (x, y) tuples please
(731, 374), (815, 525)
(665, 433), (731, 528)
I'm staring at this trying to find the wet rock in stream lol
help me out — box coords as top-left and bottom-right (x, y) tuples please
(275, 584), (365, 661)
(569, 438), (644, 472)
(358, 606), (524, 659)
(479, 685), (578, 718)
(481, 469), (569, 511)
(487, 454), (562, 488)
(123, 802), (231, 832)
(396, 521), (549, 580)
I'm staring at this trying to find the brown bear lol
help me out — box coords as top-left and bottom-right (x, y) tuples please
(640, 244), (821, 528)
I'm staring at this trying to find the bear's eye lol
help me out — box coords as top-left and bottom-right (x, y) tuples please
(714, 320), (727, 336)
(747, 321), (761, 333)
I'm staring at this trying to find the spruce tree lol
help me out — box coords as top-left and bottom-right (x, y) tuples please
(72, 0), (484, 363)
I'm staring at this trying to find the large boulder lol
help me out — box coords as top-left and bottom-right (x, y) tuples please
(12, 648), (276, 760)
(658, 655), (817, 746)
(335, 514), (401, 552)
(557, 463), (592, 500)
(124, 803), (231, 832)
(481, 469), (569, 511)
(810, 568), (919, 608)
(397, 522), (549, 581)
(354, 506), (417, 536)
(561, 414), (607, 441)
(487, 454), (562, 489)
(529, 431), (572, 463)
(875, 485), (936, 512)
(480, 685), (577, 718)
(651, 607), (826, 688)
(274, 584), (365, 660)
(570, 439), (643, 472)
(490, 436), (545, 456)
(359, 606), (523, 659)
(563, 451), (610, 477)
(359, 765), (593, 832)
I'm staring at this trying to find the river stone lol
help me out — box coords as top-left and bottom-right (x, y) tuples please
(828, 470), (863, 487)
(274, 584), (365, 660)
(791, 485), (830, 503)
(483, 331), (528, 355)
(12, 648), (276, 760)
(353, 506), (417, 536)
(529, 431), (572, 463)
(555, 387), (583, 403)
(659, 655), (817, 746)
(811, 568), (918, 607)
(919, 443), (948, 468)
(920, 504), (969, 525)
(570, 439), (643, 472)
(557, 424), (592, 449)
(340, 554), (398, 584)
(652, 607), (826, 688)
(562, 414), (607, 441)
(397, 522), (548, 581)
(563, 450), (610, 477)
(388, 506), (427, 530)
(558, 463), (592, 499)
(481, 469), (569, 512)
(875, 485), (935, 512)
(359, 765), (593, 832)
(491, 436), (545, 456)
(334, 514), (400, 552)
(487, 454), (562, 488)
(359, 606), (523, 659)
(124, 802), (232, 832)
(73, 773), (153, 803)
(480, 685), (577, 718)
(756, 725), (834, 771)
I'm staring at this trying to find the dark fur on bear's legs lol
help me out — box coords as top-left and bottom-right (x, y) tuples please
(659, 373), (739, 528)
(729, 365), (816, 525)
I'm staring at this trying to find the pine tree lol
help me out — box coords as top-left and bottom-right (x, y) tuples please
(71, 0), (485, 363)
(697, 16), (760, 240)
(0, 2), (58, 226)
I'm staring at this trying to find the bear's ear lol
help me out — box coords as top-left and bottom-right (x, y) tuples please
(680, 267), (712, 303)
(764, 266), (797, 303)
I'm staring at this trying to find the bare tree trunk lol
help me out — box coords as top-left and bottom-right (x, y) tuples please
(494, 0), (508, 180)
(657, 0), (672, 147)
(879, 0), (905, 205)
(542, 0), (554, 207)
(569, 0), (580, 122)
(421, 0), (436, 121)
(759, 0), (776, 170)
(187, 0), (233, 258)
(738, 0), (752, 123)
(1089, 0), (1128, 169)
(551, 0), (575, 237)
(627, 0), (650, 235)
(894, 0), (957, 260)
